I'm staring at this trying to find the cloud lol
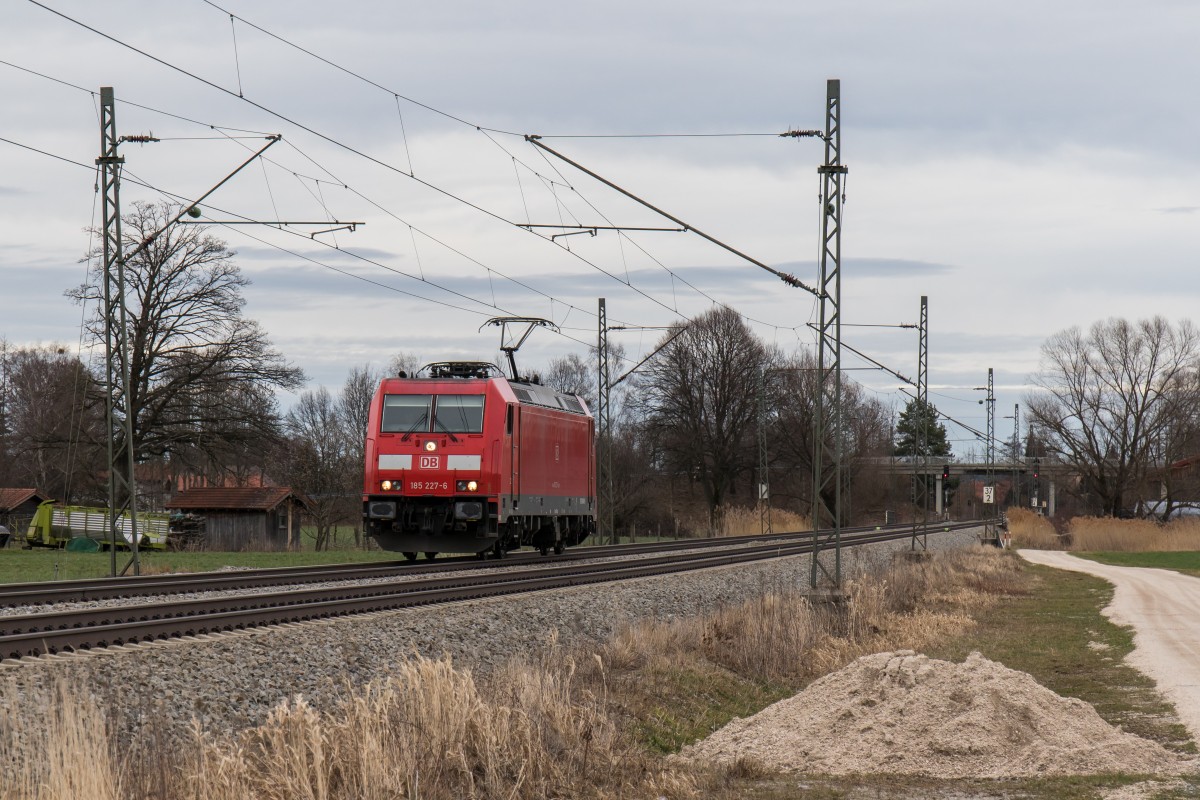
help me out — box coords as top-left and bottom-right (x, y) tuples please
(1158, 206), (1199, 214)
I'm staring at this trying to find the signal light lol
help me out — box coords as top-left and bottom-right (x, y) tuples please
(941, 464), (950, 480)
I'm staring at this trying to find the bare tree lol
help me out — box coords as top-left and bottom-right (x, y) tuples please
(68, 201), (304, 486)
(339, 365), (381, 546)
(544, 352), (594, 409)
(768, 350), (892, 523)
(0, 344), (106, 502)
(1025, 316), (1200, 516)
(280, 387), (356, 550)
(387, 350), (422, 377)
(639, 306), (769, 530)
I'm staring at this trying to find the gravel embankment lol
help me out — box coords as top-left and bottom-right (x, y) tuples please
(0, 528), (980, 748)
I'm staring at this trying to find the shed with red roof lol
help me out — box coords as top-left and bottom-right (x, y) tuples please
(166, 487), (311, 551)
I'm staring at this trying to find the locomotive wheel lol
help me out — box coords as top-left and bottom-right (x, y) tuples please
(539, 546), (549, 556)
(492, 542), (506, 559)
(423, 551), (438, 560)
(403, 551), (418, 562)
(553, 540), (565, 555)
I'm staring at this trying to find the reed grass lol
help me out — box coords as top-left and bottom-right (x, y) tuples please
(1006, 507), (1063, 549)
(717, 505), (810, 537)
(1068, 515), (1200, 552)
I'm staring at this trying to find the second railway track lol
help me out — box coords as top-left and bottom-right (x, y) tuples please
(0, 522), (982, 661)
(0, 521), (972, 609)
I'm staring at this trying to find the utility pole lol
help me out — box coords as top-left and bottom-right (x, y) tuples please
(983, 368), (996, 541)
(811, 78), (848, 589)
(597, 298), (613, 544)
(596, 313), (686, 545)
(758, 366), (771, 534)
(97, 87), (141, 576)
(910, 295), (929, 551)
(1006, 403), (1020, 509)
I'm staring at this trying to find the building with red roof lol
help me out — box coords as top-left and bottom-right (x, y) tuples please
(166, 487), (311, 551)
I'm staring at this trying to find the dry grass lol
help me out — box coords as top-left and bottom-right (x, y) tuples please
(1007, 507), (1063, 549)
(1068, 515), (1200, 552)
(718, 505), (810, 537)
(0, 682), (121, 800)
(1, 654), (692, 800)
(193, 653), (695, 799)
(594, 546), (1023, 689)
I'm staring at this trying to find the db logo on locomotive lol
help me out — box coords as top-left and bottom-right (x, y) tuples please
(419, 455), (440, 470)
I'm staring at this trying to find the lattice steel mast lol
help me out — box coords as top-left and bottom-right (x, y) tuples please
(1011, 403), (1020, 508)
(96, 87), (142, 576)
(597, 298), (614, 544)
(984, 367), (996, 538)
(758, 366), (771, 534)
(911, 295), (929, 550)
(810, 79), (848, 588)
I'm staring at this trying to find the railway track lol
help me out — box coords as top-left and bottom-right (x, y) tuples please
(0, 520), (975, 609)
(0, 521), (983, 660)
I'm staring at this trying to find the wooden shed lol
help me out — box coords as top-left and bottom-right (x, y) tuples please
(0, 488), (51, 547)
(165, 487), (310, 551)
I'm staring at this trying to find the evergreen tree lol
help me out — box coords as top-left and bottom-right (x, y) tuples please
(894, 399), (952, 457)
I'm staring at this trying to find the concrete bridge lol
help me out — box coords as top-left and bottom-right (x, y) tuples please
(866, 457), (1059, 516)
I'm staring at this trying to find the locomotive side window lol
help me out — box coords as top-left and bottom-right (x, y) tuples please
(433, 395), (486, 433)
(381, 394), (432, 433)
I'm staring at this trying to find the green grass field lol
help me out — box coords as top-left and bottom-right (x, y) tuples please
(0, 526), (407, 583)
(1075, 550), (1200, 578)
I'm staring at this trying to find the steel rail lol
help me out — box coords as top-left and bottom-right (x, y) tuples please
(0, 520), (987, 608)
(0, 523), (981, 660)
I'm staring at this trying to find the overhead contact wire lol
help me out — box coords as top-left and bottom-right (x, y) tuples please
(7, 21), (799, 337)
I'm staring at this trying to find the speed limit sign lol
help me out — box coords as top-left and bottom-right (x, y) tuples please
(983, 486), (995, 505)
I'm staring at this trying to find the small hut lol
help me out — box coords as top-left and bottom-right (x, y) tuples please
(0, 488), (52, 546)
(165, 487), (310, 551)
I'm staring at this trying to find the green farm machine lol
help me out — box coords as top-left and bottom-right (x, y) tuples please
(25, 501), (170, 551)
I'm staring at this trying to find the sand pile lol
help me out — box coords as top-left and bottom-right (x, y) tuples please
(682, 650), (1188, 778)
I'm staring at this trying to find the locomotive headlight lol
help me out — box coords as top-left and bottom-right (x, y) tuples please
(468, 480), (478, 492)
(424, 441), (437, 452)
(381, 480), (394, 491)
(455, 480), (479, 492)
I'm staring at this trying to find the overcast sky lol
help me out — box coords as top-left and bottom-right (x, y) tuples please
(2, 0), (1198, 455)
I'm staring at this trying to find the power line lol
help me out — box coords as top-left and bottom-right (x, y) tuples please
(16, 10), (802, 336)
(197, 2), (793, 142)
(204, 7), (834, 331)
(13, 8), (836, 362)
(0, 126), (650, 369)
(0, 55), (638, 333)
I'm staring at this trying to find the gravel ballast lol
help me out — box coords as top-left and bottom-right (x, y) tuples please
(0, 528), (980, 747)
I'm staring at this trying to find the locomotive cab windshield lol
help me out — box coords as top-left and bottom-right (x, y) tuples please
(382, 394), (485, 434)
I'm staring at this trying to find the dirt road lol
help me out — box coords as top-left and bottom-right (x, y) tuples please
(1019, 549), (1200, 742)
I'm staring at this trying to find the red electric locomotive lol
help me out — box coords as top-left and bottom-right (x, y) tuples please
(362, 361), (596, 558)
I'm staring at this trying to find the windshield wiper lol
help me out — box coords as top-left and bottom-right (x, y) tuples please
(400, 411), (429, 441)
(432, 416), (460, 442)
